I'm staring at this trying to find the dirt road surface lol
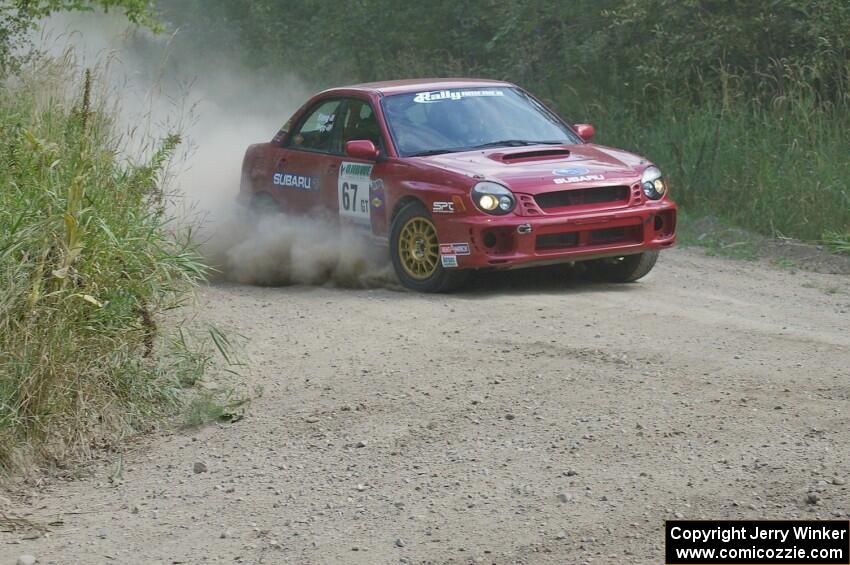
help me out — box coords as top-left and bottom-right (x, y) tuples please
(3, 247), (849, 564)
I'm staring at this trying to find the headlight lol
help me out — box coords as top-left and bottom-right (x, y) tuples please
(640, 166), (667, 200)
(471, 181), (516, 215)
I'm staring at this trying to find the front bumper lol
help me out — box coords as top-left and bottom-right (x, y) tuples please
(435, 199), (677, 270)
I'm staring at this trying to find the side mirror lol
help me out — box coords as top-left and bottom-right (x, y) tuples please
(573, 123), (595, 142)
(345, 140), (380, 160)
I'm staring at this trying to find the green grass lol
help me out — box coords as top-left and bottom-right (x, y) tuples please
(0, 56), (211, 470)
(183, 390), (249, 428)
(183, 393), (228, 427)
(579, 91), (850, 245)
(674, 212), (761, 260)
(823, 231), (850, 255)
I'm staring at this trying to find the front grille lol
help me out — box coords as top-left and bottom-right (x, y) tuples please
(535, 225), (643, 251)
(589, 227), (627, 244)
(534, 185), (629, 210)
(536, 232), (579, 250)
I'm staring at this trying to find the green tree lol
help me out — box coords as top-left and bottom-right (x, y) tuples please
(0, 0), (158, 73)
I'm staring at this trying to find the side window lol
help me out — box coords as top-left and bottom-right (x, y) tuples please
(272, 116), (293, 144)
(287, 99), (344, 153)
(340, 99), (384, 151)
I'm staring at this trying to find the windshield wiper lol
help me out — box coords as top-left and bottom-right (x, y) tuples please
(471, 139), (564, 149)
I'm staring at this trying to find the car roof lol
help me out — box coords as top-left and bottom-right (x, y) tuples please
(325, 78), (515, 96)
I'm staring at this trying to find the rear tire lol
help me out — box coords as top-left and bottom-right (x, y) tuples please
(389, 201), (469, 293)
(584, 250), (659, 282)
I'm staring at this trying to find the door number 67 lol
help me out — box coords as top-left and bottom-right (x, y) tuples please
(342, 182), (359, 211)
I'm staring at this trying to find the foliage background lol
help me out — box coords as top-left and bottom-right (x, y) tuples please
(0, 0), (156, 71)
(160, 0), (850, 241)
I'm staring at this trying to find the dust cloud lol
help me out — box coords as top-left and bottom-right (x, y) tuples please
(217, 213), (393, 287)
(39, 12), (396, 289)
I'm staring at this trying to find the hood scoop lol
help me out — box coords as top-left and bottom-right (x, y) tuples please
(496, 148), (571, 163)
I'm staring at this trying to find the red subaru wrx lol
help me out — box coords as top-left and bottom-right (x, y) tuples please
(240, 79), (676, 292)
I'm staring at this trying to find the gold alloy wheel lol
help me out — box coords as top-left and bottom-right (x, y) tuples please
(397, 216), (440, 280)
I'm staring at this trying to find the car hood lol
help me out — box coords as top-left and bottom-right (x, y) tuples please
(415, 144), (646, 194)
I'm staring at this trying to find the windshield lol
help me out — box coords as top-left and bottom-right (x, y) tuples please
(380, 87), (582, 157)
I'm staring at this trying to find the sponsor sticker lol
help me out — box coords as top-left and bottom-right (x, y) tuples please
(553, 167), (590, 176)
(369, 178), (385, 210)
(413, 89), (505, 104)
(317, 112), (335, 132)
(338, 162), (374, 224)
(441, 255), (458, 268)
(439, 243), (470, 256)
(272, 172), (319, 191)
(433, 201), (455, 214)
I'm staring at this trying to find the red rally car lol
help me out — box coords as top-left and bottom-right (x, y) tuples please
(240, 79), (676, 292)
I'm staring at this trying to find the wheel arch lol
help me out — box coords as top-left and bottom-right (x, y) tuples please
(391, 195), (426, 223)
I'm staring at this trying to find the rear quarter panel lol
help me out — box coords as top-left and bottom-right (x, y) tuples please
(240, 143), (275, 198)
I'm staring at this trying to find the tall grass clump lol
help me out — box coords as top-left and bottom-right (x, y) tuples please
(584, 66), (850, 242)
(0, 56), (208, 470)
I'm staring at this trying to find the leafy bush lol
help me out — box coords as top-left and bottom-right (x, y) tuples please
(0, 0), (157, 73)
(0, 55), (207, 469)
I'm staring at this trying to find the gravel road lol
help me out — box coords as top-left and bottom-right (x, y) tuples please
(3, 247), (849, 564)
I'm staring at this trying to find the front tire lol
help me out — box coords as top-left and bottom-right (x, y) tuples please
(389, 201), (469, 293)
(584, 250), (659, 282)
